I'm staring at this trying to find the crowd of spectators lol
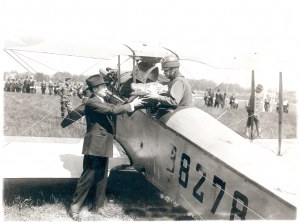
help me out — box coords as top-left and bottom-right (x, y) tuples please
(4, 75), (86, 98)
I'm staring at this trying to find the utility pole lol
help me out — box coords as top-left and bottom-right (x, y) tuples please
(278, 72), (283, 156)
(250, 70), (255, 141)
(117, 55), (121, 90)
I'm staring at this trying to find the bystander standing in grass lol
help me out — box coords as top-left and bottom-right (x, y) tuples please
(59, 78), (73, 118)
(245, 84), (264, 138)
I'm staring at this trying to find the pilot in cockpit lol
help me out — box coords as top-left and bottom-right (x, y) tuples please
(103, 55), (193, 121)
(142, 55), (193, 120)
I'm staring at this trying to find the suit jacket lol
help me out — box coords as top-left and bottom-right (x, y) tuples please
(82, 94), (132, 157)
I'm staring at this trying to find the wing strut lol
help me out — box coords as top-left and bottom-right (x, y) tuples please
(123, 44), (136, 83)
(250, 70), (255, 141)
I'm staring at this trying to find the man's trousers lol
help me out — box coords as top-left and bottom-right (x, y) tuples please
(70, 155), (109, 213)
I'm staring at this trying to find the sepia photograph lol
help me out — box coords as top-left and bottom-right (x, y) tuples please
(1, 0), (299, 221)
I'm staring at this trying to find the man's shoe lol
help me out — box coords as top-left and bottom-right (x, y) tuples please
(89, 207), (109, 217)
(68, 210), (81, 221)
(258, 127), (262, 134)
(97, 209), (109, 217)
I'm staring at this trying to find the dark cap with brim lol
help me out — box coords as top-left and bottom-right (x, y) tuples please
(86, 74), (108, 89)
(256, 84), (263, 90)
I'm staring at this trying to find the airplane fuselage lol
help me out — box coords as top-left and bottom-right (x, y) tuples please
(115, 106), (297, 220)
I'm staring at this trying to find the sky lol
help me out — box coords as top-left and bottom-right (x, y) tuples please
(1, 0), (300, 90)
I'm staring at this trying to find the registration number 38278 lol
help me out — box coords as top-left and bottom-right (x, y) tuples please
(178, 153), (249, 220)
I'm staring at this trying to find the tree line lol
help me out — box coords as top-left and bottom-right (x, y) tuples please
(4, 70), (297, 103)
(3, 71), (87, 83)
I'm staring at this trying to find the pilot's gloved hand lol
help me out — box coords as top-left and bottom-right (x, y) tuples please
(143, 92), (159, 100)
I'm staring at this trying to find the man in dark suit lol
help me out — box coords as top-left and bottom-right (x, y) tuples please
(69, 74), (143, 221)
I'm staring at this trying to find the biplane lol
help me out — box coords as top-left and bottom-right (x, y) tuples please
(2, 39), (298, 220)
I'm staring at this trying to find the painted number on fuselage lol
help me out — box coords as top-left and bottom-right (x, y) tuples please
(178, 153), (248, 219)
(192, 163), (206, 203)
(211, 175), (226, 214)
(178, 153), (190, 188)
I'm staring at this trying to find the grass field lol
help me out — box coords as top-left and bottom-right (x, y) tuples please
(194, 98), (297, 139)
(2, 91), (298, 221)
(4, 92), (85, 138)
(3, 172), (193, 221)
(3, 92), (297, 139)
